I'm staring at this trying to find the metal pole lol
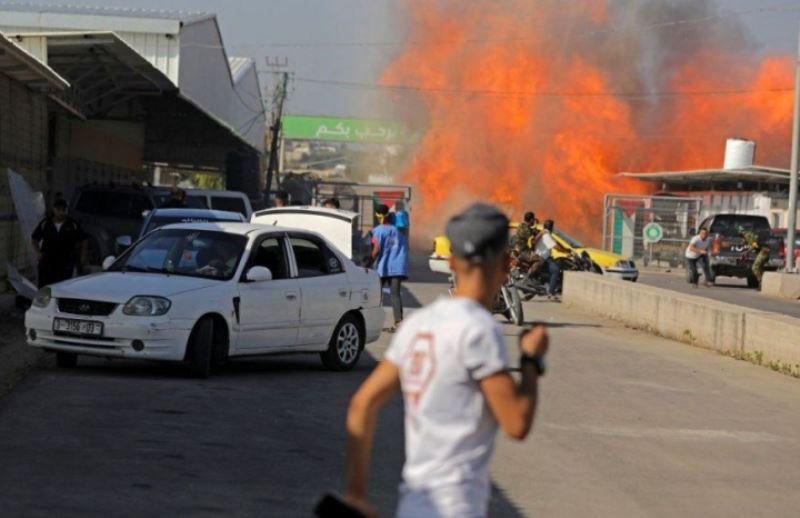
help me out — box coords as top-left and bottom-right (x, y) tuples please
(786, 26), (800, 272)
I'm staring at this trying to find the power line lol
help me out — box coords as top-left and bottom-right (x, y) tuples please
(291, 76), (794, 100)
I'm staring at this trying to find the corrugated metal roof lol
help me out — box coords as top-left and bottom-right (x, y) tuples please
(228, 56), (253, 82)
(0, 2), (213, 24)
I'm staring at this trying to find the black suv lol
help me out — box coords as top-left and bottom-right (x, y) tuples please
(69, 185), (206, 266)
(699, 214), (785, 287)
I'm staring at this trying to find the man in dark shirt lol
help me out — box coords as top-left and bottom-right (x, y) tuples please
(31, 199), (86, 287)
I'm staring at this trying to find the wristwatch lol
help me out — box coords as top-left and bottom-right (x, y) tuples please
(519, 353), (546, 377)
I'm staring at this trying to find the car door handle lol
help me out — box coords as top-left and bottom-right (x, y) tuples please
(338, 289), (349, 297)
(285, 292), (298, 300)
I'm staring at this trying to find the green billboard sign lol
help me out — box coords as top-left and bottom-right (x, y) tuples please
(282, 115), (414, 144)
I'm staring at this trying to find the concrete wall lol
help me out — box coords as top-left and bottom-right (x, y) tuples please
(563, 272), (800, 371)
(0, 71), (48, 288)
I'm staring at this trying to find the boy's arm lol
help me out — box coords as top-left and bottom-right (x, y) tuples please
(345, 361), (401, 509)
(480, 326), (548, 440)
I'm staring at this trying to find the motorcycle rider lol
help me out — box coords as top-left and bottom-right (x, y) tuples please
(533, 219), (572, 301)
(513, 212), (544, 276)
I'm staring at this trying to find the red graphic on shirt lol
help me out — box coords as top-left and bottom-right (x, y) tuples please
(401, 332), (436, 407)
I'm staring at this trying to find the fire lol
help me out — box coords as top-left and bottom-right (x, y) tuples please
(383, 0), (795, 244)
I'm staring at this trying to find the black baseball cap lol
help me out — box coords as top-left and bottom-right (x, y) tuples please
(446, 203), (509, 262)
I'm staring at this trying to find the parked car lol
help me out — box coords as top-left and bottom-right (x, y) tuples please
(772, 228), (800, 262)
(699, 214), (785, 287)
(25, 223), (385, 377)
(71, 185), (205, 265)
(113, 208), (246, 253)
(429, 222), (639, 281)
(180, 189), (253, 219)
(251, 206), (371, 265)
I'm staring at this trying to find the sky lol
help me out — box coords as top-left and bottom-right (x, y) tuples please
(11, 0), (800, 119)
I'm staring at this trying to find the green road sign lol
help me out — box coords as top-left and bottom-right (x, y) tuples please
(643, 222), (664, 244)
(282, 115), (415, 144)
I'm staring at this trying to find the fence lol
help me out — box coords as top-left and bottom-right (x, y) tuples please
(602, 194), (703, 268)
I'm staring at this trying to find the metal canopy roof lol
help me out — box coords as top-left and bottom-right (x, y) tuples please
(620, 166), (791, 185)
(0, 3), (213, 34)
(12, 31), (175, 117)
(0, 31), (67, 91)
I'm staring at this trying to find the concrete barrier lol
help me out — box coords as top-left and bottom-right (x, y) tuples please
(563, 272), (746, 353)
(743, 312), (800, 369)
(761, 272), (800, 300)
(563, 273), (800, 372)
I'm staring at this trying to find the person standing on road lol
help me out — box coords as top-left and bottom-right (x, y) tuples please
(371, 204), (408, 332)
(345, 203), (549, 517)
(739, 226), (770, 289)
(685, 228), (713, 288)
(533, 219), (571, 301)
(31, 198), (86, 288)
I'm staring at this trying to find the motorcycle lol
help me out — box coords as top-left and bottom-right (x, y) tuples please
(511, 250), (601, 300)
(446, 271), (524, 326)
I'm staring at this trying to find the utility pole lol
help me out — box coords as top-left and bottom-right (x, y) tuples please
(788, 27), (800, 272)
(263, 57), (290, 207)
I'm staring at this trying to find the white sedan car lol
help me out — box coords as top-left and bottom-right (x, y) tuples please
(25, 223), (384, 377)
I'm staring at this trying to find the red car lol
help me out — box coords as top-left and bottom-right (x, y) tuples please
(773, 228), (800, 262)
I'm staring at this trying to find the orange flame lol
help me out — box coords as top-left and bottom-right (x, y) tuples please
(384, 0), (794, 244)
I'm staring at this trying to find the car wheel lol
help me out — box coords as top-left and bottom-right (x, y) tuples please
(56, 351), (78, 368)
(321, 314), (364, 372)
(187, 318), (215, 378)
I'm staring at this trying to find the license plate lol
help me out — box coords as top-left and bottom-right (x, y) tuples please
(53, 318), (104, 337)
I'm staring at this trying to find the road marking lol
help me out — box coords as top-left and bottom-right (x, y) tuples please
(544, 423), (784, 443)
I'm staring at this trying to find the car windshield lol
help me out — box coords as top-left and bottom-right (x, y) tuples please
(111, 229), (246, 280)
(143, 215), (237, 235)
(553, 228), (583, 248)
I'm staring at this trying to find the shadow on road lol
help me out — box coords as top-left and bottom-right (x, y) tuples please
(0, 347), (530, 516)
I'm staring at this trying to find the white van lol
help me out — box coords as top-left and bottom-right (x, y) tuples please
(184, 189), (253, 219)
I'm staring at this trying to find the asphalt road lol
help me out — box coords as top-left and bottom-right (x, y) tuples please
(638, 270), (800, 319)
(1, 273), (800, 516)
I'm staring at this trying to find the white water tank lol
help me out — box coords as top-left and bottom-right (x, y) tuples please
(723, 138), (755, 170)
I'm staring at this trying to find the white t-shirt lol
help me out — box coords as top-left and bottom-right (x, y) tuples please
(685, 235), (710, 259)
(385, 297), (509, 516)
(534, 230), (558, 260)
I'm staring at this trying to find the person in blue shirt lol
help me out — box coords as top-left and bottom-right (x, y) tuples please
(371, 204), (409, 332)
(394, 201), (410, 238)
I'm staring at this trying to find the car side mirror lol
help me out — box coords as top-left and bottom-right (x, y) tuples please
(245, 266), (273, 283)
(102, 256), (116, 271)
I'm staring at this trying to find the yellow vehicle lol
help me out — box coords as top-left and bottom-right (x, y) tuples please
(429, 223), (639, 281)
